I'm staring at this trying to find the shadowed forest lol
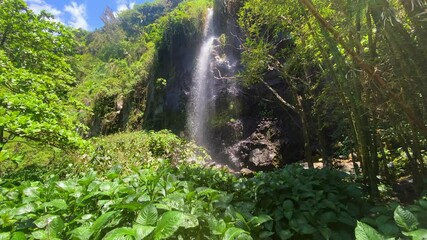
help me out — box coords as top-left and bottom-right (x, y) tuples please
(1, 0), (426, 239)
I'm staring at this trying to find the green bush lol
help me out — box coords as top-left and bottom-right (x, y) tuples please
(76, 130), (210, 175)
(356, 198), (427, 239)
(233, 165), (366, 239)
(3, 130), (392, 240)
(0, 162), (252, 240)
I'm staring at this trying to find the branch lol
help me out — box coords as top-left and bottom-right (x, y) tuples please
(259, 77), (297, 112)
(0, 25), (11, 49)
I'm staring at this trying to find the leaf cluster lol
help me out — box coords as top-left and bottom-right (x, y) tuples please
(233, 165), (366, 239)
(0, 161), (251, 239)
(356, 198), (427, 239)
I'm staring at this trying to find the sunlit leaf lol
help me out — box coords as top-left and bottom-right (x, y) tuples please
(133, 225), (155, 239)
(136, 204), (158, 226)
(154, 211), (184, 240)
(394, 206), (419, 232)
(355, 221), (384, 240)
(102, 227), (134, 240)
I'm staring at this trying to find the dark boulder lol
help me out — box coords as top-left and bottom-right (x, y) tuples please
(226, 119), (287, 171)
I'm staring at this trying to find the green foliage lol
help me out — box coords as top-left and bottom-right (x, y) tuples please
(0, 130), (371, 240)
(0, 0), (86, 153)
(239, 0), (427, 198)
(118, 0), (183, 38)
(355, 221), (385, 240)
(357, 198), (427, 239)
(0, 161), (249, 239)
(394, 205), (419, 232)
(233, 165), (365, 239)
(82, 130), (210, 175)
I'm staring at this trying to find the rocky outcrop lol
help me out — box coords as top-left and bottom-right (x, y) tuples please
(144, 13), (205, 132)
(143, 0), (306, 170)
(226, 119), (287, 170)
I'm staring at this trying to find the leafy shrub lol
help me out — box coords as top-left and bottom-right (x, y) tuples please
(175, 164), (237, 192)
(233, 165), (366, 239)
(356, 197), (427, 239)
(75, 130), (209, 175)
(0, 162), (251, 239)
(1, 139), (373, 240)
(1, 130), (209, 181)
(4, 129), (396, 240)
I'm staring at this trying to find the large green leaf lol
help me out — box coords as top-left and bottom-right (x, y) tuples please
(282, 200), (293, 220)
(402, 229), (427, 239)
(208, 217), (227, 235)
(31, 230), (61, 240)
(418, 200), (427, 209)
(68, 226), (92, 240)
(180, 213), (199, 229)
(223, 227), (249, 240)
(277, 230), (293, 240)
(102, 227), (134, 240)
(31, 230), (48, 240)
(43, 199), (68, 210)
(34, 214), (64, 238)
(133, 224), (155, 239)
(14, 203), (37, 215)
(69, 212), (119, 240)
(394, 205), (419, 231)
(22, 186), (40, 199)
(136, 204), (158, 226)
(11, 232), (26, 240)
(0, 232), (10, 240)
(355, 221), (384, 240)
(77, 171), (97, 187)
(56, 180), (79, 193)
(154, 211), (184, 240)
(91, 211), (120, 239)
(249, 214), (272, 227)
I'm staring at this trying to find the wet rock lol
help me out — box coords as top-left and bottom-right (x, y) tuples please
(226, 119), (287, 171)
(240, 168), (254, 176)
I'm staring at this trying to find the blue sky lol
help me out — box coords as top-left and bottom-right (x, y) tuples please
(25, 0), (153, 31)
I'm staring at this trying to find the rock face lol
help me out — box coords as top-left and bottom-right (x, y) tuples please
(226, 119), (287, 170)
(144, 0), (306, 170)
(144, 16), (204, 132)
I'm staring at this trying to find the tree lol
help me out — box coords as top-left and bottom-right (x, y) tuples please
(238, 0), (427, 196)
(0, 0), (86, 153)
(238, 0), (326, 169)
(298, 0), (427, 195)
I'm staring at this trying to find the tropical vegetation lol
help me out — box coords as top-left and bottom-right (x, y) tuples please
(0, 0), (426, 239)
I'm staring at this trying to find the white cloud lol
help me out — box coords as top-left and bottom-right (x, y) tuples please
(64, 2), (89, 30)
(26, 0), (62, 21)
(116, 0), (135, 13)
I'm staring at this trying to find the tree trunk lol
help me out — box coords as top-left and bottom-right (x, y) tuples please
(297, 94), (314, 169)
(318, 127), (330, 168)
(0, 126), (4, 153)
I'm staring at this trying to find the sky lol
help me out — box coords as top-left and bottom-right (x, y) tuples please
(25, 0), (153, 31)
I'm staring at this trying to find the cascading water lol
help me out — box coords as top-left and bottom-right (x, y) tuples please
(187, 9), (215, 148)
(187, 8), (242, 169)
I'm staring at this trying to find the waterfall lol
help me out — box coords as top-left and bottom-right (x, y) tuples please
(187, 9), (215, 147)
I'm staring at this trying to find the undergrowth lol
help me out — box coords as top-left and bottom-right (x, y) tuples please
(1, 130), (426, 239)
